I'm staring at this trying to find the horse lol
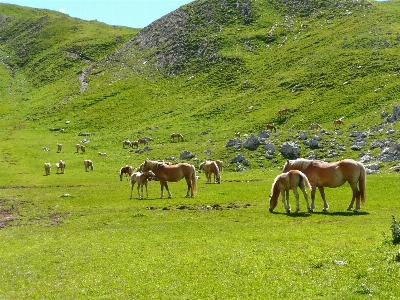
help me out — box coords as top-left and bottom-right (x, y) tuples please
(84, 159), (94, 171)
(43, 147), (51, 152)
(138, 138), (149, 146)
(278, 108), (290, 117)
(309, 123), (322, 130)
(130, 140), (139, 148)
(333, 118), (344, 127)
(269, 170), (312, 213)
(199, 160), (223, 173)
(283, 158), (366, 212)
(122, 140), (131, 148)
(140, 160), (197, 198)
(75, 144), (81, 153)
(170, 133), (184, 142)
(80, 145), (86, 153)
(98, 152), (108, 156)
(266, 123), (276, 133)
(44, 163), (51, 175)
(235, 132), (241, 138)
(57, 143), (62, 153)
(56, 160), (66, 174)
(203, 161), (221, 184)
(129, 171), (156, 199)
(120, 165), (133, 181)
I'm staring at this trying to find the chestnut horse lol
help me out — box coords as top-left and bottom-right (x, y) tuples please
(170, 133), (184, 142)
(203, 161), (221, 184)
(266, 123), (276, 133)
(277, 108), (290, 117)
(309, 123), (322, 130)
(333, 118), (344, 127)
(130, 171), (156, 199)
(269, 170), (312, 213)
(283, 159), (366, 212)
(119, 165), (133, 181)
(199, 160), (223, 173)
(141, 160), (197, 198)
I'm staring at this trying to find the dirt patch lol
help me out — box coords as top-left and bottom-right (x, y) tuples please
(0, 200), (19, 229)
(147, 203), (252, 211)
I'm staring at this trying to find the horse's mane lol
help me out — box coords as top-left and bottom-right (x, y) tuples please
(289, 158), (314, 170)
(270, 174), (281, 195)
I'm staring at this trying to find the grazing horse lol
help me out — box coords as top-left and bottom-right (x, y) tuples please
(57, 143), (62, 153)
(170, 133), (184, 142)
(120, 165), (133, 181)
(235, 132), (241, 138)
(333, 118), (344, 127)
(122, 140), (131, 148)
(266, 123), (276, 133)
(84, 159), (94, 171)
(283, 158), (366, 212)
(269, 170), (312, 213)
(129, 171), (156, 199)
(43, 147), (51, 152)
(80, 145), (86, 153)
(56, 160), (66, 174)
(309, 123), (322, 130)
(44, 163), (51, 175)
(203, 161), (221, 184)
(141, 160), (197, 198)
(277, 108), (290, 117)
(130, 140), (139, 148)
(199, 160), (223, 173)
(138, 138), (149, 146)
(98, 152), (108, 156)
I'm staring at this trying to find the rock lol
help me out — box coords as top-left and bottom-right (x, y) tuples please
(280, 142), (300, 159)
(180, 150), (195, 160)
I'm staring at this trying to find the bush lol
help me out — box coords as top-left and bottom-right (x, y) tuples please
(390, 216), (400, 244)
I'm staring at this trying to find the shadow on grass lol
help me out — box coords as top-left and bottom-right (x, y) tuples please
(270, 210), (370, 218)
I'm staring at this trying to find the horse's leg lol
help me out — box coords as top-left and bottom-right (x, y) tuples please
(292, 188), (300, 213)
(145, 181), (148, 198)
(318, 186), (329, 212)
(347, 182), (360, 212)
(280, 190), (287, 212)
(310, 187), (317, 212)
(137, 183), (142, 199)
(130, 181), (135, 199)
(301, 187), (311, 212)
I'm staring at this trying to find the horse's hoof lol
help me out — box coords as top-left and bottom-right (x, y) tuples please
(308, 209), (313, 213)
(322, 208), (328, 213)
(286, 209), (291, 214)
(269, 208), (274, 213)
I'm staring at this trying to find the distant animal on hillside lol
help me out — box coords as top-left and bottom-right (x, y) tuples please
(75, 144), (81, 153)
(140, 160), (197, 198)
(44, 163), (51, 175)
(170, 133), (184, 142)
(235, 132), (241, 138)
(283, 158), (366, 212)
(80, 145), (86, 153)
(277, 108), (290, 117)
(57, 143), (62, 153)
(122, 140), (131, 148)
(269, 170), (312, 213)
(129, 171), (156, 199)
(138, 138), (149, 145)
(130, 140), (139, 149)
(309, 123), (322, 130)
(84, 159), (94, 172)
(120, 165), (133, 181)
(333, 117), (344, 127)
(266, 123), (276, 133)
(203, 161), (221, 184)
(56, 160), (66, 174)
(43, 147), (51, 152)
(98, 152), (108, 156)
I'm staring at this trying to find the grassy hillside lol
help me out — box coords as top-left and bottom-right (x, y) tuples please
(0, 0), (399, 174)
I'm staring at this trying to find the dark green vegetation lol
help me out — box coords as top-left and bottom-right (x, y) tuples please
(1, 0), (400, 298)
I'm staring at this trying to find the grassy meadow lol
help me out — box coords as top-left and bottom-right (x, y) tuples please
(1, 0), (400, 298)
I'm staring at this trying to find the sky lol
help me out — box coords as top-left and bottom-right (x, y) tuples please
(1, 0), (195, 28)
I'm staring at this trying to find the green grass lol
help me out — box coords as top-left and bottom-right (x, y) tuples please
(1, 0), (400, 298)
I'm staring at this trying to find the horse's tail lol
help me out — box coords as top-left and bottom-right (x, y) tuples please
(299, 171), (312, 190)
(358, 162), (366, 204)
(191, 165), (197, 195)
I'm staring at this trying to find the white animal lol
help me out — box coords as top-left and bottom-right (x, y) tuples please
(56, 160), (66, 174)
(130, 171), (155, 199)
(44, 163), (51, 175)
(84, 159), (94, 171)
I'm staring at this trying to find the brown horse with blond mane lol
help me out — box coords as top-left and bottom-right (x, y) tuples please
(141, 160), (197, 198)
(283, 158), (366, 212)
(269, 170), (312, 213)
(119, 165), (133, 181)
(203, 161), (221, 184)
(170, 133), (184, 142)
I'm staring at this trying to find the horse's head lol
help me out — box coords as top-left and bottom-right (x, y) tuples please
(269, 195), (277, 212)
(282, 160), (291, 172)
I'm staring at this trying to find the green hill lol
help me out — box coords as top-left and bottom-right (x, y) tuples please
(0, 0), (399, 173)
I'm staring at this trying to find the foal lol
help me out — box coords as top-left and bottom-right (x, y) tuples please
(269, 170), (312, 213)
(130, 171), (156, 199)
